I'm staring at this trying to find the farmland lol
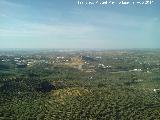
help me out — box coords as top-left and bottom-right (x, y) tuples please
(0, 49), (160, 119)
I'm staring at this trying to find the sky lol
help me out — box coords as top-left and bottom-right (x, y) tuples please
(0, 0), (160, 49)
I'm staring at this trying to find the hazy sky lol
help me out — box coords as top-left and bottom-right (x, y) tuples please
(0, 0), (160, 49)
